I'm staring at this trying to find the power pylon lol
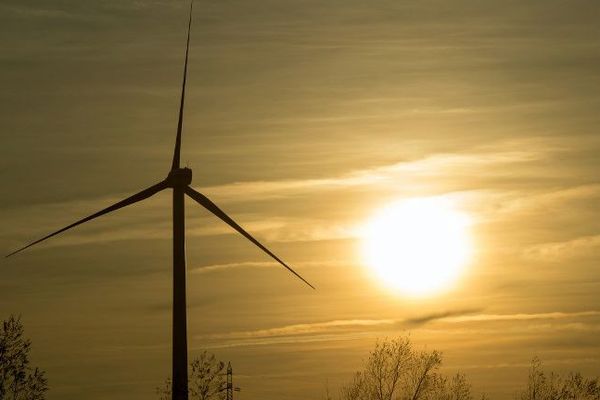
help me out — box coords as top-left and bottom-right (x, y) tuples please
(226, 362), (241, 400)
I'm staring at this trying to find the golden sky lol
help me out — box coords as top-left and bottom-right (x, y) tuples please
(1, 1), (599, 399)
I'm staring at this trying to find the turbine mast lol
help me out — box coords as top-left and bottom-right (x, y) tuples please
(171, 2), (194, 398)
(172, 177), (189, 400)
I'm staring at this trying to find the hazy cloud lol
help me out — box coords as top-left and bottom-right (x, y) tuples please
(404, 308), (483, 325)
(442, 311), (600, 323)
(199, 146), (549, 203)
(523, 235), (600, 262)
(191, 260), (348, 274)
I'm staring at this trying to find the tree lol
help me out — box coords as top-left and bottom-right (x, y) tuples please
(0, 315), (48, 400)
(338, 336), (473, 400)
(428, 373), (473, 400)
(519, 357), (600, 400)
(157, 351), (227, 400)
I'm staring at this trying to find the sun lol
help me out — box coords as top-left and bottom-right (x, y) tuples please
(360, 197), (473, 297)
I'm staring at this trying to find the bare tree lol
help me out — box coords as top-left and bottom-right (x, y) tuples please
(519, 357), (600, 400)
(334, 336), (479, 400)
(405, 348), (442, 400)
(522, 357), (546, 400)
(426, 373), (473, 400)
(447, 374), (473, 400)
(157, 351), (226, 400)
(338, 336), (472, 400)
(0, 315), (48, 400)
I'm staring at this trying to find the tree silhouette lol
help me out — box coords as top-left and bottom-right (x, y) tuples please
(337, 336), (473, 400)
(0, 315), (48, 400)
(157, 351), (226, 400)
(334, 338), (600, 400)
(430, 373), (474, 400)
(520, 357), (600, 400)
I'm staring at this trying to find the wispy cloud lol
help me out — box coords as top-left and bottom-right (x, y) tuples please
(194, 310), (600, 349)
(201, 319), (397, 340)
(191, 261), (276, 274)
(523, 235), (600, 262)
(191, 260), (349, 274)
(493, 184), (600, 217)
(455, 357), (600, 371)
(195, 319), (397, 349)
(0, 4), (83, 20)
(442, 311), (600, 323)
(199, 148), (547, 203)
(404, 308), (483, 325)
(195, 332), (374, 350)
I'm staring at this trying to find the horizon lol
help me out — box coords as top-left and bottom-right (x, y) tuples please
(1, 1), (599, 399)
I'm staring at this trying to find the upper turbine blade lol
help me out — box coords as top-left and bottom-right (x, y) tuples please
(171, 0), (194, 171)
(6, 180), (169, 258)
(185, 187), (315, 290)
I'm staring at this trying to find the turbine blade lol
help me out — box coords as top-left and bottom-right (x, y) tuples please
(185, 187), (315, 290)
(6, 180), (168, 257)
(171, 0), (194, 171)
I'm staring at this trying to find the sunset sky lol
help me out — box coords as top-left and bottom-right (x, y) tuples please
(1, 1), (599, 399)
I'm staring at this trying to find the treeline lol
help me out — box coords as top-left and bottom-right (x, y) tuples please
(2, 316), (599, 400)
(327, 336), (600, 400)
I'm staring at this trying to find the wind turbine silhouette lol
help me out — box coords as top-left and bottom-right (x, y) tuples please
(6, 1), (314, 399)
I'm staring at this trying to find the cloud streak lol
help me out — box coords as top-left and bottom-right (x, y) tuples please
(195, 310), (600, 348)
(441, 311), (600, 323)
(404, 308), (483, 325)
(523, 235), (600, 262)
(191, 260), (349, 274)
(198, 147), (548, 203)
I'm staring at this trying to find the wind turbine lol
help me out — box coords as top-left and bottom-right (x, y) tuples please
(6, 1), (314, 399)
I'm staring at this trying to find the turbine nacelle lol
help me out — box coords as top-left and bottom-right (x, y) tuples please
(167, 167), (192, 187)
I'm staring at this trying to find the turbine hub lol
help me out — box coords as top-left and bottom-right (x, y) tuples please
(167, 167), (192, 187)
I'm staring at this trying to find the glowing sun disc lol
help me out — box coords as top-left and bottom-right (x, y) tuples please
(361, 197), (472, 297)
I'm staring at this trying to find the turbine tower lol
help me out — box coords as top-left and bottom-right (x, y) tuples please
(6, 1), (314, 399)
